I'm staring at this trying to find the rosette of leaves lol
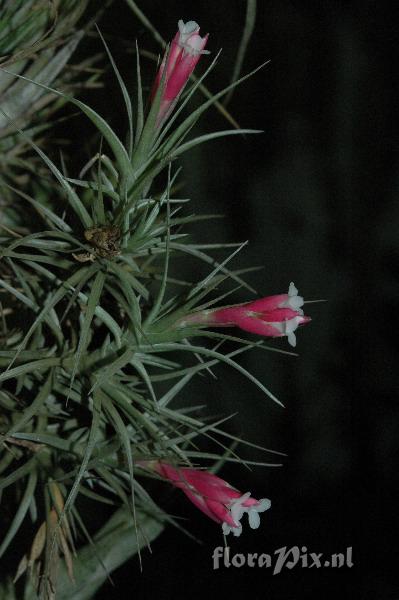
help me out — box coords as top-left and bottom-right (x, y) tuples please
(0, 23), (278, 600)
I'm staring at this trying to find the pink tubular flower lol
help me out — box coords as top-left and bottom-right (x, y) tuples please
(154, 462), (271, 537)
(178, 282), (311, 347)
(151, 19), (209, 125)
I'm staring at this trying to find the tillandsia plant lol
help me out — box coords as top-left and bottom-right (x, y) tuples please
(0, 11), (312, 600)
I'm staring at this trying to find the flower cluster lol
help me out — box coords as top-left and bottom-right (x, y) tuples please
(177, 282), (310, 347)
(151, 19), (209, 126)
(151, 462), (271, 537)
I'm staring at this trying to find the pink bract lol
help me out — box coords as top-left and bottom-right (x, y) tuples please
(178, 282), (311, 347)
(154, 462), (271, 537)
(151, 20), (209, 126)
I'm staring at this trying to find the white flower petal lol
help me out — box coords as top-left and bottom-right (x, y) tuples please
(225, 494), (270, 535)
(247, 498), (271, 529)
(281, 282), (304, 312)
(256, 498), (271, 513)
(222, 521), (242, 537)
(288, 296), (304, 311)
(232, 524), (242, 537)
(248, 509), (261, 529)
(178, 20), (199, 35)
(222, 522), (231, 536)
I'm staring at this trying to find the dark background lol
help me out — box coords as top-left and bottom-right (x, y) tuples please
(67, 1), (397, 598)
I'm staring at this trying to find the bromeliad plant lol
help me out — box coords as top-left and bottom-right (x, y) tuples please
(0, 14), (311, 600)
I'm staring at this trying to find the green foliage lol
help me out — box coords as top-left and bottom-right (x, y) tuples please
(0, 0), (97, 209)
(0, 5), (283, 599)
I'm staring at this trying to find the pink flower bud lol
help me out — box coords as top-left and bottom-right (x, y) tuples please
(151, 20), (209, 126)
(153, 462), (271, 536)
(179, 282), (311, 347)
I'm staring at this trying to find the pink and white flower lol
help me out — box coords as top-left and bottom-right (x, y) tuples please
(154, 462), (271, 537)
(178, 282), (311, 347)
(151, 20), (209, 126)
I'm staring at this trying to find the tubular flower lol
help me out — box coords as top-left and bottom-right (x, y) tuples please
(154, 462), (271, 537)
(177, 282), (311, 347)
(151, 19), (209, 126)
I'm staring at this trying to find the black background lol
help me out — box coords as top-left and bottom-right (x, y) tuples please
(60, 1), (399, 598)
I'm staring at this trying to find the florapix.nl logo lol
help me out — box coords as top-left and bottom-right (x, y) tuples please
(212, 546), (353, 574)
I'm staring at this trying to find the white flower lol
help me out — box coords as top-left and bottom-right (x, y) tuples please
(222, 493), (271, 536)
